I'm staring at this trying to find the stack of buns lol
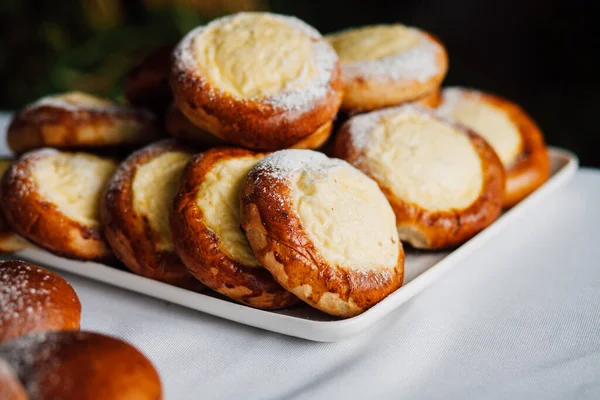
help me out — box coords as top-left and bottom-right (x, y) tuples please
(1, 12), (550, 319)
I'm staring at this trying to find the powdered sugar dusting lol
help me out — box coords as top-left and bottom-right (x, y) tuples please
(0, 261), (53, 332)
(255, 150), (341, 180)
(173, 12), (338, 111)
(340, 30), (441, 82)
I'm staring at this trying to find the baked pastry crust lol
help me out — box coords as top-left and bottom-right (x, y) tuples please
(437, 87), (550, 207)
(326, 25), (448, 112)
(170, 13), (343, 150)
(0, 331), (162, 400)
(0, 260), (81, 344)
(125, 44), (174, 113)
(240, 150), (404, 318)
(7, 92), (161, 154)
(335, 105), (505, 249)
(0, 149), (116, 261)
(414, 88), (442, 108)
(166, 103), (332, 150)
(102, 139), (204, 289)
(0, 158), (29, 253)
(164, 103), (228, 146)
(170, 147), (298, 309)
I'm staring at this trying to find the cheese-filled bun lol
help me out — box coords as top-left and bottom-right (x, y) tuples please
(7, 92), (160, 153)
(240, 149), (404, 318)
(0, 149), (117, 261)
(335, 105), (505, 249)
(170, 147), (298, 309)
(170, 12), (343, 150)
(326, 24), (447, 112)
(102, 139), (204, 290)
(437, 87), (550, 207)
(0, 158), (29, 253)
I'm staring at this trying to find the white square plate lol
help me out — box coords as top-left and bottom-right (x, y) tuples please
(8, 147), (578, 341)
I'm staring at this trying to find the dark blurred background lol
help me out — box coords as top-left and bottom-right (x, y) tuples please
(1, 0), (598, 165)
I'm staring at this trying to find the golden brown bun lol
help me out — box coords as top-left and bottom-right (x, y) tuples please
(166, 102), (333, 150)
(170, 147), (298, 309)
(7, 92), (161, 154)
(0, 149), (116, 261)
(327, 25), (448, 112)
(0, 260), (81, 345)
(125, 45), (174, 113)
(437, 88), (550, 207)
(102, 139), (204, 290)
(335, 106), (505, 249)
(0, 158), (29, 253)
(0, 331), (162, 400)
(170, 14), (343, 150)
(0, 359), (27, 400)
(240, 150), (404, 317)
(164, 103), (227, 147)
(414, 88), (442, 108)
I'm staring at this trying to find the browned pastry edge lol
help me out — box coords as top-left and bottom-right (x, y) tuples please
(166, 102), (333, 151)
(0, 260), (81, 345)
(170, 38), (344, 150)
(0, 149), (115, 261)
(164, 103), (228, 147)
(0, 331), (162, 400)
(446, 89), (550, 207)
(0, 158), (29, 253)
(334, 108), (506, 250)
(339, 33), (448, 112)
(125, 44), (175, 113)
(239, 155), (405, 318)
(170, 147), (298, 309)
(7, 97), (161, 154)
(101, 139), (204, 290)
(414, 87), (442, 108)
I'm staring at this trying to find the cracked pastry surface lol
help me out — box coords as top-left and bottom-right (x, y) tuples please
(102, 140), (204, 289)
(326, 24), (447, 112)
(170, 147), (297, 309)
(240, 149), (404, 318)
(170, 12), (343, 150)
(0, 149), (117, 260)
(335, 105), (505, 249)
(7, 92), (160, 154)
(437, 87), (550, 207)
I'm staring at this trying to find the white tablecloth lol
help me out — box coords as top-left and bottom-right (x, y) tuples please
(2, 114), (600, 399)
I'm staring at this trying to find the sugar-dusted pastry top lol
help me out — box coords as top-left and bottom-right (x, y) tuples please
(437, 88), (523, 166)
(32, 150), (118, 227)
(328, 24), (420, 62)
(176, 12), (337, 110)
(257, 149), (399, 269)
(326, 24), (441, 82)
(196, 155), (263, 266)
(348, 106), (484, 210)
(132, 151), (192, 251)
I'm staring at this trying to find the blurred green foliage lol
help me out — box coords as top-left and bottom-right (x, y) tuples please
(0, 0), (260, 109)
